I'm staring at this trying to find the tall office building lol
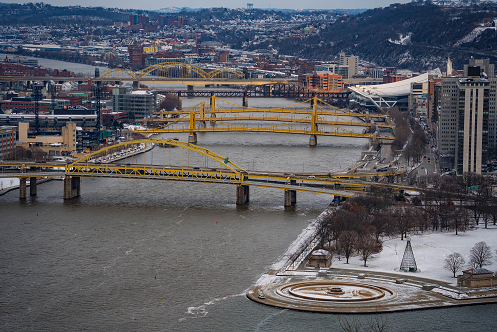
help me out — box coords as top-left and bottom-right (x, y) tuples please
(339, 53), (358, 79)
(439, 59), (494, 174)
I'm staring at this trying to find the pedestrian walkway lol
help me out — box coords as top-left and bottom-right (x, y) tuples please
(248, 267), (497, 313)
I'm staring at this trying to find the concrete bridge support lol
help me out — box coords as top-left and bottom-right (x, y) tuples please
(236, 185), (250, 205)
(187, 85), (195, 98)
(188, 132), (198, 143)
(242, 93), (248, 107)
(284, 179), (297, 207)
(64, 176), (81, 200)
(19, 178), (27, 199)
(30, 177), (37, 196)
(309, 135), (317, 146)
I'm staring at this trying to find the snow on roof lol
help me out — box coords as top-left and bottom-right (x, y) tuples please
(350, 72), (429, 97)
(130, 90), (151, 95)
(312, 249), (329, 256)
(462, 268), (494, 275)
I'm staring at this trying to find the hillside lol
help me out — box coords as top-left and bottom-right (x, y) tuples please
(260, 2), (497, 70)
(0, 2), (124, 26)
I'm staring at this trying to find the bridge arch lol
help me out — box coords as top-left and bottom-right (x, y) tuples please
(100, 68), (139, 80)
(137, 62), (208, 79)
(67, 138), (245, 174)
(207, 68), (245, 79)
(99, 64), (245, 80)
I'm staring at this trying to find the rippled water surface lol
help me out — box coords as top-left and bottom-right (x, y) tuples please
(1, 58), (496, 331)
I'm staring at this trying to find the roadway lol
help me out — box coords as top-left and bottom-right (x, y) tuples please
(0, 161), (417, 197)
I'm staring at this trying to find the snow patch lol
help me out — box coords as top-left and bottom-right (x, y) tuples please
(0, 178), (20, 190)
(388, 33), (412, 45)
(454, 26), (496, 47)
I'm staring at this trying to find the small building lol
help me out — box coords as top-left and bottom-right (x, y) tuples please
(308, 249), (331, 268)
(457, 269), (497, 288)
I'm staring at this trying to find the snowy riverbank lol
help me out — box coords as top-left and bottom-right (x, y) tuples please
(332, 225), (497, 285)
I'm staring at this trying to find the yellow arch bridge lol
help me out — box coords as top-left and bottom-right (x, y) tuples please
(100, 62), (246, 81)
(0, 139), (409, 205)
(139, 96), (395, 145)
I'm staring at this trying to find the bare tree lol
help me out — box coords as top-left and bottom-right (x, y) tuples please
(338, 315), (389, 332)
(469, 241), (493, 269)
(444, 253), (465, 277)
(356, 235), (382, 267)
(338, 230), (358, 264)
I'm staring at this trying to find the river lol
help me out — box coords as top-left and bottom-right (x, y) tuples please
(1, 57), (496, 331)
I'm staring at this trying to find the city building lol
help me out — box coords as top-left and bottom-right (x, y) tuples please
(339, 53), (358, 79)
(0, 61), (48, 77)
(0, 125), (16, 158)
(1, 97), (52, 115)
(101, 109), (128, 126)
(314, 63), (349, 80)
(17, 121), (77, 156)
(112, 87), (157, 119)
(383, 74), (405, 84)
(298, 72), (342, 91)
(409, 81), (429, 118)
(128, 45), (144, 70)
(438, 59), (495, 174)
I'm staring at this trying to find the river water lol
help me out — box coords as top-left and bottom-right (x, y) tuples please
(1, 57), (496, 331)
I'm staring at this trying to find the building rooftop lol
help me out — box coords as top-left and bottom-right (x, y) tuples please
(350, 73), (429, 98)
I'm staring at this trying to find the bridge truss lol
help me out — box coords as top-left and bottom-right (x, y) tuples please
(0, 138), (409, 204)
(139, 96), (394, 143)
(100, 63), (245, 80)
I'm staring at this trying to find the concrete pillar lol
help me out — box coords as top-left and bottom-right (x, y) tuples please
(19, 178), (27, 199)
(30, 177), (37, 196)
(284, 179), (297, 207)
(236, 185), (250, 205)
(188, 132), (197, 144)
(64, 176), (81, 200)
(242, 93), (248, 107)
(309, 135), (317, 146)
(187, 85), (195, 98)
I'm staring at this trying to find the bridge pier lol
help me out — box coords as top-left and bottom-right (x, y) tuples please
(30, 177), (37, 196)
(309, 135), (317, 146)
(236, 185), (250, 205)
(188, 132), (198, 144)
(64, 176), (81, 200)
(284, 180), (297, 207)
(187, 85), (195, 98)
(19, 178), (27, 199)
(242, 93), (248, 107)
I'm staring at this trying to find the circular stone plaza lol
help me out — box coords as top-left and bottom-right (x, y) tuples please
(247, 268), (497, 313)
(247, 219), (497, 313)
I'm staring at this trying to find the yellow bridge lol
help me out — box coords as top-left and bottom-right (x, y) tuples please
(1, 139), (411, 206)
(138, 96), (394, 145)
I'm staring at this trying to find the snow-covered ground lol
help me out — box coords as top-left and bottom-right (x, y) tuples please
(0, 178), (19, 191)
(332, 225), (497, 285)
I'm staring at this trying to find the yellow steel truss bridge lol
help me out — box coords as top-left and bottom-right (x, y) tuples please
(0, 139), (408, 204)
(137, 96), (395, 145)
